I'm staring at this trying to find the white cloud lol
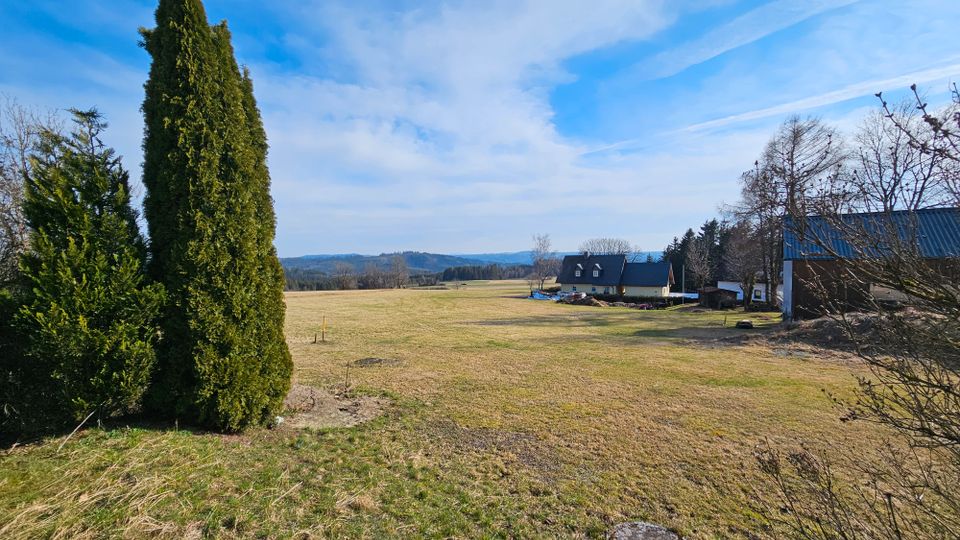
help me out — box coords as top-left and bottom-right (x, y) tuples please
(257, 1), (684, 254)
(684, 60), (960, 132)
(634, 0), (860, 80)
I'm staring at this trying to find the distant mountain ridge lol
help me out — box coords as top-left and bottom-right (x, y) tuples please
(280, 250), (663, 275)
(280, 251), (490, 275)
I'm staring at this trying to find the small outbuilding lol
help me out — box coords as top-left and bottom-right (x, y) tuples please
(698, 286), (738, 309)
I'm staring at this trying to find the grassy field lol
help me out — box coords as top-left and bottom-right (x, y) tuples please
(0, 280), (884, 538)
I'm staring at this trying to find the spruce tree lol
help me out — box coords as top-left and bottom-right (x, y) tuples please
(141, 0), (290, 430)
(15, 110), (164, 424)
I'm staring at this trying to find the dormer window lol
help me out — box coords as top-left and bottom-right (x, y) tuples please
(575, 269), (581, 277)
(593, 270), (599, 277)
(575, 263), (583, 278)
(593, 263), (601, 278)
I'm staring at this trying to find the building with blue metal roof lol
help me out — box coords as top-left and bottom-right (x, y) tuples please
(782, 208), (960, 319)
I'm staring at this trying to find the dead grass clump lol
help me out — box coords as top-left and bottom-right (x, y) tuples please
(335, 492), (380, 514)
(781, 313), (875, 349)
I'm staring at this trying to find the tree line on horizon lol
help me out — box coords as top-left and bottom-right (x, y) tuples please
(0, 0), (290, 435)
(282, 260), (532, 291)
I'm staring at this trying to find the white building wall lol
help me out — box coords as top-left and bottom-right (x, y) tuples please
(717, 281), (783, 303)
(782, 261), (793, 319)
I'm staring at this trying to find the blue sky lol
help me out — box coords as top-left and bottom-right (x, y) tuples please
(2, 1), (959, 257)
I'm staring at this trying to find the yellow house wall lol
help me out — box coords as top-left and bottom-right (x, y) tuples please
(622, 285), (669, 297)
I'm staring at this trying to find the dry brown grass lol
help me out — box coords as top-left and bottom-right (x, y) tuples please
(0, 280), (886, 538)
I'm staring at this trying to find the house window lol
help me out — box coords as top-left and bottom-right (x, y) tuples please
(572, 286), (577, 292)
(753, 289), (762, 300)
(603, 287), (609, 294)
(575, 270), (581, 277)
(591, 287), (596, 293)
(593, 270), (599, 277)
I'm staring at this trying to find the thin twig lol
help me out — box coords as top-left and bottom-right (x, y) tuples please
(270, 482), (302, 506)
(57, 409), (97, 453)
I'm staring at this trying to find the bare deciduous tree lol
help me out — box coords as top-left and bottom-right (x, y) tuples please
(723, 221), (763, 308)
(531, 233), (559, 291)
(578, 237), (641, 260)
(847, 98), (956, 213)
(735, 116), (846, 305)
(0, 98), (60, 288)
(390, 255), (408, 289)
(358, 262), (388, 289)
(332, 261), (357, 290)
(686, 237), (712, 290)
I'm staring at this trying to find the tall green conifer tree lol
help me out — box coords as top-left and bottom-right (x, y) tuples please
(15, 110), (164, 424)
(236, 65), (293, 411)
(141, 0), (291, 431)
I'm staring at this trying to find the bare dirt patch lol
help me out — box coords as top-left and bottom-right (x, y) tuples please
(283, 384), (387, 429)
(351, 357), (402, 368)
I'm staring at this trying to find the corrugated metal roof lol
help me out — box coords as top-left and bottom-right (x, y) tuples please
(621, 262), (674, 287)
(783, 207), (960, 261)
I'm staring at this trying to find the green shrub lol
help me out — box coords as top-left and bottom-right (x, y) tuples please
(13, 110), (164, 427)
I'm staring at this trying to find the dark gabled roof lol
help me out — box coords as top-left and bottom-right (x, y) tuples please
(784, 208), (960, 261)
(621, 262), (674, 287)
(700, 286), (737, 295)
(556, 254), (625, 286)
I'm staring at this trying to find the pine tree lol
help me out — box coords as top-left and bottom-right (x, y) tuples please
(14, 110), (164, 424)
(141, 0), (290, 430)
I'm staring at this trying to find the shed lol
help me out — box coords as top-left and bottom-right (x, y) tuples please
(782, 208), (960, 319)
(698, 287), (737, 309)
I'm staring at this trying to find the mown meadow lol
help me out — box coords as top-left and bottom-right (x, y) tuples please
(0, 281), (886, 538)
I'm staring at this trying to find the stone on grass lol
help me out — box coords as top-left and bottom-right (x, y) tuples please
(735, 319), (754, 329)
(608, 521), (679, 540)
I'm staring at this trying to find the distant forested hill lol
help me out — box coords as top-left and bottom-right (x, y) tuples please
(280, 251), (489, 275)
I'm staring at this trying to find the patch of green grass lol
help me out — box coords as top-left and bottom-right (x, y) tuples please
(1, 281), (886, 538)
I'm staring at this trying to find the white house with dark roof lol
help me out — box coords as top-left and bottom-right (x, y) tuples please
(556, 254), (674, 297)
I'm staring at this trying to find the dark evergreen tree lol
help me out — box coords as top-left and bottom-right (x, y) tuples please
(698, 218), (720, 283)
(662, 229), (696, 292)
(715, 220), (734, 282)
(13, 110), (164, 425)
(141, 0), (290, 431)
